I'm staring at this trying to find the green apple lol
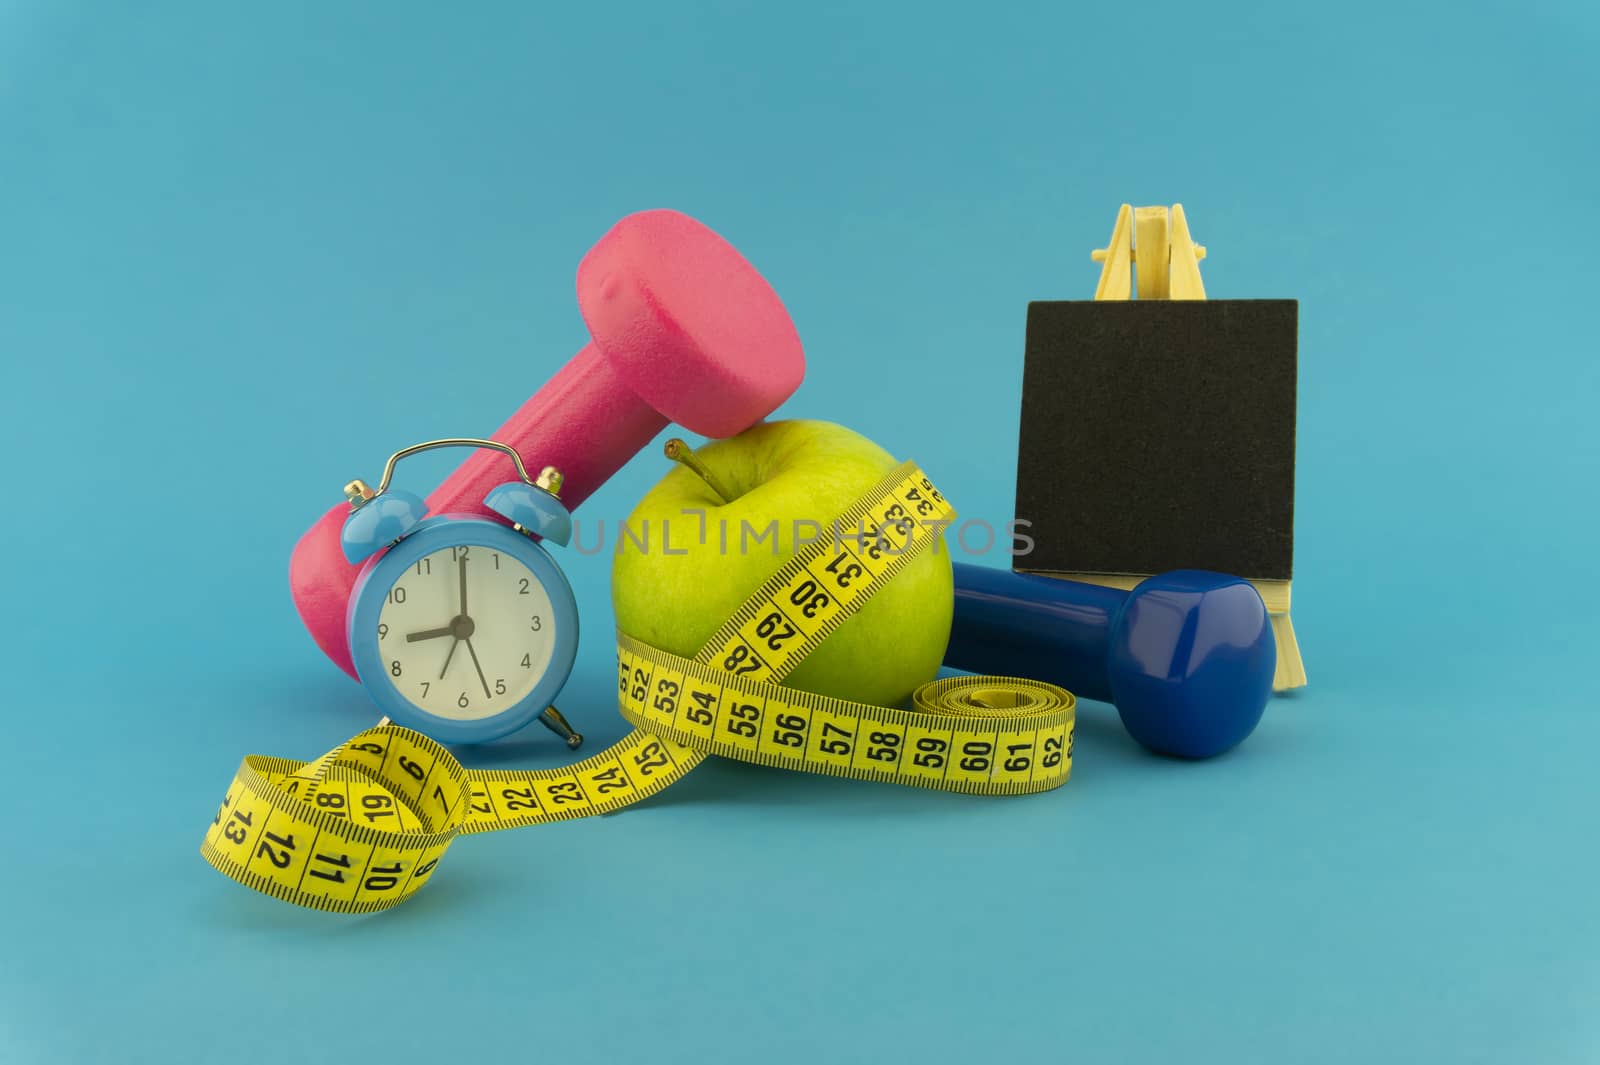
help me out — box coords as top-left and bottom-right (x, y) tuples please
(611, 420), (953, 708)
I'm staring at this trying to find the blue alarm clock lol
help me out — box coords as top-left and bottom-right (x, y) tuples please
(339, 438), (583, 748)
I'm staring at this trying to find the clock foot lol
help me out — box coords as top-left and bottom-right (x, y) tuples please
(538, 706), (584, 751)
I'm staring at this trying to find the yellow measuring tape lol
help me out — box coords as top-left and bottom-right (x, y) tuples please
(202, 463), (1076, 913)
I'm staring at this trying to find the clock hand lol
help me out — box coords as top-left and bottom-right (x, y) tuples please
(458, 553), (469, 618)
(438, 637), (460, 680)
(406, 626), (454, 642)
(464, 638), (493, 700)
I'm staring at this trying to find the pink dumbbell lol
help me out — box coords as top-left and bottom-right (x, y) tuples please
(290, 209), (806, 677)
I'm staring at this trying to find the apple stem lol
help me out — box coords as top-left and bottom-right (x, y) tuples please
(663, 438), (737, 505)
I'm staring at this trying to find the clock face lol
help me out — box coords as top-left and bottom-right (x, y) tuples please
(374, 543), (557, 721)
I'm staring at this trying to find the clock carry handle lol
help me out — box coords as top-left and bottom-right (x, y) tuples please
(340, 438), (571, 564)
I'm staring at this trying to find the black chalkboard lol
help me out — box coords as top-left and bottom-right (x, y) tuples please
(1014, 299), (1298, 581)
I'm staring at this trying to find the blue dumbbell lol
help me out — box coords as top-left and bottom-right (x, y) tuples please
(945, 564), (1277, 758)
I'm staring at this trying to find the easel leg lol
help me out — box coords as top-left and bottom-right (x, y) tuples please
(1270, 612), (1307, 691)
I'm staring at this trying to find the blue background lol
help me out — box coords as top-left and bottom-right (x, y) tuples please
(3, 2), (1596, 1062)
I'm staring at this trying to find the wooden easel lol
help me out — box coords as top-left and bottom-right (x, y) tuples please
(1073, 204), (1307, 691)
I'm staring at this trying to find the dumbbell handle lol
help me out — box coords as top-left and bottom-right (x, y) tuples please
(289, 347), (667, 678)
(945, 563), (1124, 703)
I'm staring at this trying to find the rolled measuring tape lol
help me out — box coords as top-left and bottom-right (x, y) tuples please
(202, 462), (1076, 913)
